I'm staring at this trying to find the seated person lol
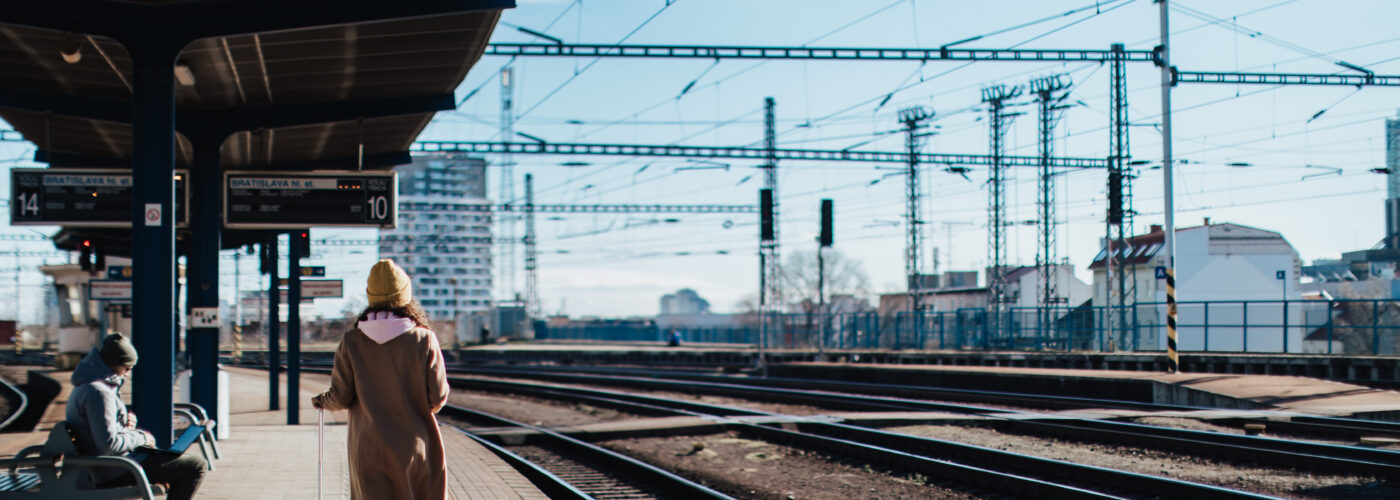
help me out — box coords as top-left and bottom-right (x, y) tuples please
(66, 333), (206, 500)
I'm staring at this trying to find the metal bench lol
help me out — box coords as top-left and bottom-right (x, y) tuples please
(172, 403), (219, 467)
(0, 421), (156, 499)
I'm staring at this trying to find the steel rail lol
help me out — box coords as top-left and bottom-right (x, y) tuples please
(452, 429), (593, 500)
(998, 418), (1400, 477)
(440, 403), (735, 499)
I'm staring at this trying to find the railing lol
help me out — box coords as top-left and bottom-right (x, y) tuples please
(535, 299), (1400, 355)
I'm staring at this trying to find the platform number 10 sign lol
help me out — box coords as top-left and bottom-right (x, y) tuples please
(366, 195), (391, 221)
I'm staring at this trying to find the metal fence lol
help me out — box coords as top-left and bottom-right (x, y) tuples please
(536, 299), (1400, 355)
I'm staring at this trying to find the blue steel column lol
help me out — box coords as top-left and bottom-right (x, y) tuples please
(187, 131), (222, 423)
(286, 231), (303, 425)
(267, 234), (280, 410)
(131, 54), (177, 448)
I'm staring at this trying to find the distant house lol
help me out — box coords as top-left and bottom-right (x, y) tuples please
(879, 265), (1089, 316)
(659, 288), (710, 315)
(996, 264), (1093, 311)
(1089, 221), (1303, 353)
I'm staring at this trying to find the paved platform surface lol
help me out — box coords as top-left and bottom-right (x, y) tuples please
(212, 366), (547, 499)
(1, 365), (546, 499)
(783, 362), (1400, 417)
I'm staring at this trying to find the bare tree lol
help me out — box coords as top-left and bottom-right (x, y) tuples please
(781, 249), (873, 319)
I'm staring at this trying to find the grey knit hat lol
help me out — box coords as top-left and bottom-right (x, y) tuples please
(100, 333), (139, 368)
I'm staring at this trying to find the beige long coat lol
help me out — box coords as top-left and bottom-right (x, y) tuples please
(314, 326), (450, 500)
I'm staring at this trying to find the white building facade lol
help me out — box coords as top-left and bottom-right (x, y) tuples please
(379, 153), (494, 330)
(1090, 222), (1303, 353)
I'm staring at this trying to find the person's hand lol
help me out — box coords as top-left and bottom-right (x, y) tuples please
(125, 412), (138, 429)
(142, 431), (156, 448)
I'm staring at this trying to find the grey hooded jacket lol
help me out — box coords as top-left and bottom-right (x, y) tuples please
(65, 348), (148, 482)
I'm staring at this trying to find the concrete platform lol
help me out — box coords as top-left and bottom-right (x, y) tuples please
(770, 362), (1400, 421)
(214, 367), (547, 499)
(448, 343), (1400, 389)
(0, 365), (547, 499)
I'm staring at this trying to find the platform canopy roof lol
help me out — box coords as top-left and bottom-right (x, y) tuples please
(0, 0), (508, 169)
(0, 0), (511, 252)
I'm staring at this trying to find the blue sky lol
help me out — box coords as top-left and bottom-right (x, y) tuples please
(4, 0), (1398, 320)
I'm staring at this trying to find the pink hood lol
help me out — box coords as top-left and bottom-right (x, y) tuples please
(357, 311), (416, 344)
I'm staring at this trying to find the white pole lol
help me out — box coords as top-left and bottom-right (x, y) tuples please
(318, 408), (324, 500)
(1160, 0), (1179, 372)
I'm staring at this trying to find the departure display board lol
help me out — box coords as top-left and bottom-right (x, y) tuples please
(9, 169), (189, 227)
(223, 171), (397, 229)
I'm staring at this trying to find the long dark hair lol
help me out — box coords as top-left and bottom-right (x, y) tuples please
(358, 299), (432, 329)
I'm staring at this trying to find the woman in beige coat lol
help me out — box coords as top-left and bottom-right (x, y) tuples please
(313, 259), (451, 500)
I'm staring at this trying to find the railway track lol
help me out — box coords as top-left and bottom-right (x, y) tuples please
(457, 364), (1400, 441)
(448, 375), (1276, 499)
(451, 368), (1400, 475)
(442, 403), (733, 499)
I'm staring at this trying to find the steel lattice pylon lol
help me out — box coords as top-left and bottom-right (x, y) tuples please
(498, 67), (518, 305)
(1031, 74), (1071, 348)
(1106, 43), (1136, 348)
(982, 83), (1024, 338)
(523, 173), (540, 324)
(898, 106), (934, 316)
(759, 97), (781, 352)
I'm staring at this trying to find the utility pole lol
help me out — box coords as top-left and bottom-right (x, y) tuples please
(1157, 0), (1179, 372)
(1032, 74), (1071, 349)
(499, 67), (517, 306)
(898, 106), (934, 332)
(523, 173), (540, 332)
(1107, 43), (1136, 349)
(12, 249), (18, 322)
(982, 84), (1024, 340)
(233, 248), (242, 356)
(759, 97), (780, 363)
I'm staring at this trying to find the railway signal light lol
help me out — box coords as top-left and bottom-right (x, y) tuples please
(79, 240), (92, 272)
(759, 189), (774, 241)
(819, 199), (833, 247)
(298, 231), (311, 256)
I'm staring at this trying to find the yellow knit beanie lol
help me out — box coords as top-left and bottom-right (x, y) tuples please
(366, 259), (412, 308)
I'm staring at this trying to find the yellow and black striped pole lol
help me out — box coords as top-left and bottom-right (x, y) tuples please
(1165, 267), (1178, 372)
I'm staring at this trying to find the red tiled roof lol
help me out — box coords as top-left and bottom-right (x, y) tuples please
(1087, 229), (1165, 270)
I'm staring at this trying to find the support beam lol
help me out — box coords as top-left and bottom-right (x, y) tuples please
(286, 230), (303, 425)
(266, 234), (280, 411)
(411, 141), (1107, 168)
(186, 129), (223, 424)
(404, 202), (757, 213)
(1174, 70), (1400, 87)
(486, 43), (1156, 62)
(129, 50), (177, 448)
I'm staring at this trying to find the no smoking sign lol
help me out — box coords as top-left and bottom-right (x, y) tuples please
(144, 203), (161, 226)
